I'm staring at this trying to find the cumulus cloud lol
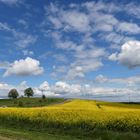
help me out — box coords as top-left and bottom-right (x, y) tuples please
(42, 1), (140, 81)
(0, 83), (11, 90)
(0, 83), (13, 97)
(35, 81), (59, 97)
(4, 57), (44, 77)
(95, 74), (140, 87)
(0, 79), (140, 101)
(53, 81), (81, 95)
(39, 81), (50, 91)
(41, 80), (140, 102)
(108, 53), (118, 61)
(109, 41), (140, 68)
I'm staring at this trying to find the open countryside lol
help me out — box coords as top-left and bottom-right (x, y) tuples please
(0, 0), (140, 140)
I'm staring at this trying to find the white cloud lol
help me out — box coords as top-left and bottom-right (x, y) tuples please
(102, 32), (134, 45)
(108, 52), (118, 61)
(95, 74), (140, 86)
(109, 40), (140, 68)
(0, 79), (140, 101)
(0, 83), (13, 97)
(66, 47), (106, 79)
(35, 81), (59, 97)
(4, 57), (44, 77)
(46, 2), (140, 36)
(75, 48), (106, 59)
(53, 81), (81, 95)
(39, 81), (50, 91)
(57, 40), (77, 50)
(0, 83), (11, 90)
(52, 54), (67, 62)
(117, 22), (140, 34)
(0, 22), (37, 48)
(0, 0), (23, 6)
(0, 81), (28, 97)
(43, 80), (140, 101)
(95, 75), (108, 83)
(51, 48), (106, 80)
(91, 13), (118, 32)
(0, 22), (11, 31)
(48, 16), (62, 29)
(43, 2), (140, 53)
(0, 61), (10, 69)
(42, 2), (140, 81)
(67, 59), (103, 79)
(14, 34), (37, 48)
(82, 1), (120, 13)
(123, 3), (140, 19)
(19, 81), (27, 87)
(18, 19), (27, 26)
(22, 50), (34, 56)
(62, 10), (91, 32)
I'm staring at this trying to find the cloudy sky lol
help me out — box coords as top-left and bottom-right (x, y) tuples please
(0, 0), (140, 101)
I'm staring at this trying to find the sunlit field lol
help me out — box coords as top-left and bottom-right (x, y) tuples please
(0, 99), (140, 139)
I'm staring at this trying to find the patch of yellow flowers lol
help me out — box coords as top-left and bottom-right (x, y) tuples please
(0, 99), (140, 131)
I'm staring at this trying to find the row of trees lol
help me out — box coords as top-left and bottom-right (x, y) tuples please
(8, 88), (34, 99)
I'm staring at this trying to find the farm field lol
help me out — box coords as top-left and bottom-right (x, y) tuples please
(0, 99), (140, 139)
(1, 0), (140, 139)
(0, 97), (66, 107)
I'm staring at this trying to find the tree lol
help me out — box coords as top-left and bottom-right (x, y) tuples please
(24, 87), (34, 97)
(42, 94), (46, 100)
(8, 89), (19, 99)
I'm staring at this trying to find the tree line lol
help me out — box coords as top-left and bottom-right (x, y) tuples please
(8, 87), (34, 99)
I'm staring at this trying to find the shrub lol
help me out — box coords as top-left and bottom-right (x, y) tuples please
(18, 101), (24, 107)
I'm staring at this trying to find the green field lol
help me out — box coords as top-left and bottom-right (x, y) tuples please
(0, 98), (140, 140)
(0, 97), (66, 107)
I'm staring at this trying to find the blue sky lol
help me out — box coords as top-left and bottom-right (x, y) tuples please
(0, 0), (140, 101)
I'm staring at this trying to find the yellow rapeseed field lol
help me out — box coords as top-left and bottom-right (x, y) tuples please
(0, 99), (140, 132)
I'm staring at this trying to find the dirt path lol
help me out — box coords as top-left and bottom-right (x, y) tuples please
(0, 136), (15, 140)
(0, 136), (26, 140)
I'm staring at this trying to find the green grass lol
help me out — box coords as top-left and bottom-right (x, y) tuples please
(0, 126), (81, 140)
(0, 126), (140, 140)
(0, 97), (66, 107)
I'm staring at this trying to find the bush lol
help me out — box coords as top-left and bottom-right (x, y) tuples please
(13, 101), (17, 104)
(18, 101), (24, 107)
(39, 99), (42, 103)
